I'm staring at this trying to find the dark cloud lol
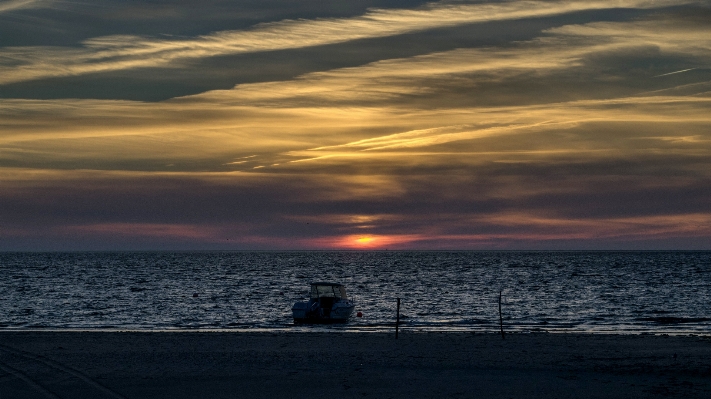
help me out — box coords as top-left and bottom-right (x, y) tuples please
(1, 155), (709, 250)
(0, 1), (432, 46)
(0, 7), (647, 101)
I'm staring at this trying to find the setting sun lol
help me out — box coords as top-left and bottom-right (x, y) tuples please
(355, 236), (375, 245)
(317, 234), (425, 249)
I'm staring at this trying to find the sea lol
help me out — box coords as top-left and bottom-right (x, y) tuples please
(1, 251), (710, 334)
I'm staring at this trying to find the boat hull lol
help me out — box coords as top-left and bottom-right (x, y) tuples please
(292, 300), (355, 324)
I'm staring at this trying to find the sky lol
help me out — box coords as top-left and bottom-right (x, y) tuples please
(1, 0), (710, 251)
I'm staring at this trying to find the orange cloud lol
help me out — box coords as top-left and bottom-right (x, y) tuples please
(66, 223), (221, 240)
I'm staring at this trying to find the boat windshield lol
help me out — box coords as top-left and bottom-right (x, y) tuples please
(310, 285), (346, 299)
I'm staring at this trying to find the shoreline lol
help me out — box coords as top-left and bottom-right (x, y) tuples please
(1, 331), (710, 398)
(2, 328), (710, 336)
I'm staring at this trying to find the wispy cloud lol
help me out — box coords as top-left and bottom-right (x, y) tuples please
(549, 19), (711, 58)
(0, 0), (696, 84)
(0, 0), (48, 14)
(655, 67), (698, 77)
(2, 18), (710, 171)
(66, 222), (221, 240)
(306, 121), (577, 152)
(185, 19), (711, 107)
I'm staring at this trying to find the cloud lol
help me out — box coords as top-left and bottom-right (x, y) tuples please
(654, 67), (698, 77)
(66, 222), (221, 240)
(288, 96), (711, 161)
(2, 169), (709, 249)
(2, 17), (711, 174)
(1, 9), (711, 249)
(0, 0), (698, 84)
(0, 16), (711, 173)
(0, 0), (48, 13)
(304, 122), (578, 153)
(180, 18), (711, 108)
(549, 19), (711, 58)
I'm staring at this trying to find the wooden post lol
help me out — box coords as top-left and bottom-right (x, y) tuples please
(498, 290), (505, 340)
(396, 297), (401, 339)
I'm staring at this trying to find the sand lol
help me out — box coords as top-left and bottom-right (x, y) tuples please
(1, 331), (710, 398)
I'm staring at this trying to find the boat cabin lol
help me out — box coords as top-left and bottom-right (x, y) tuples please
(310, 282), (347, 316)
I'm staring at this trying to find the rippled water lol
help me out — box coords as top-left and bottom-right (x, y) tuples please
(1, 252), (710, 333)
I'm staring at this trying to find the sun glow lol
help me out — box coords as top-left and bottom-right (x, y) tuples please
(315, 234), (425, 249)
(355, 236), (375, 245)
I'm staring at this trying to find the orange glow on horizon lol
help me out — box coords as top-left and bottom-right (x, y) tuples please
(311, 234), (425, 249)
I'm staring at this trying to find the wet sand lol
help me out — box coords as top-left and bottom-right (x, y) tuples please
(1, 331), (710, 398)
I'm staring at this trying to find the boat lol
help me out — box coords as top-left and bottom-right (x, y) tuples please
(292, 282), (355, 324)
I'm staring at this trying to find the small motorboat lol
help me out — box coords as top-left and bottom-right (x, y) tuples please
(292, 282), (355, 324)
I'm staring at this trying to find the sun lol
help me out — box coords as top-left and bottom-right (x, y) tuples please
(355, 236), (375, 245)
(325, 233), (420, 249)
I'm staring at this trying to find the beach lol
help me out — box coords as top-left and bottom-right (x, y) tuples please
(1, 332), (710, 398)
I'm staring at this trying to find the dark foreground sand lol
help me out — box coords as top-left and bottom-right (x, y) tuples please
(1, 331), (710, 399)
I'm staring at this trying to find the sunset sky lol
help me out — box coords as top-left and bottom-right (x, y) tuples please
(1, 0), (710, 250)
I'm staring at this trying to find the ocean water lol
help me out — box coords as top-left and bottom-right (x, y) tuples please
(1, 251), (710, 334)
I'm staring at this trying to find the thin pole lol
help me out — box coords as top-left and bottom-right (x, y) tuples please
(396, 297), (401, 339)
(498, 290), (505, 340)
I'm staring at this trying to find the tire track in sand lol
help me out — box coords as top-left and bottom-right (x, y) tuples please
(0, 344), (128, 399)
(0, 359), (62, 399)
